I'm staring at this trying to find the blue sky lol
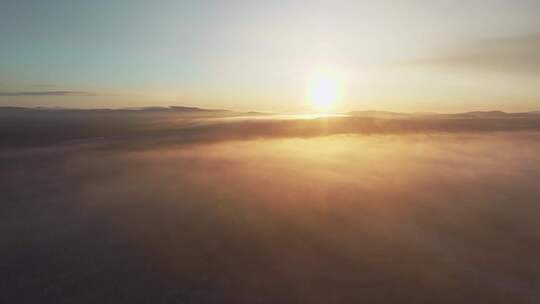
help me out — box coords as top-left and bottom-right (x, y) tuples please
(1, 0), (540, 112)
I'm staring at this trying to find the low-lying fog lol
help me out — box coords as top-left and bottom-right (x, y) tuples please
(2, 110), (540, 303)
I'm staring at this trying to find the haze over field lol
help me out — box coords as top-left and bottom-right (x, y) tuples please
(2, 108), (540, 303)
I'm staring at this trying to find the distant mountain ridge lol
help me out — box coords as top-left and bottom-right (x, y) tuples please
(1, 106), (539, 118)
(348, 110), (540, 119)
(0, 105), (228, 113)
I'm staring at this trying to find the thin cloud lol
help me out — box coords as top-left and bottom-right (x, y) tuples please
(0, 90), (97, 97)
(31, 84), (57, 88)
(404, 33), (540, 74)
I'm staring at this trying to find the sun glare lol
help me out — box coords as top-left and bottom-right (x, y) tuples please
(308, 73), (342, 112)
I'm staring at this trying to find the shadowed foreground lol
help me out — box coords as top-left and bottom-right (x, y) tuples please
(1, 110), (540, 303)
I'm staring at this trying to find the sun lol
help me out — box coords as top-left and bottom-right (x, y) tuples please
(308, 73), (342, 112)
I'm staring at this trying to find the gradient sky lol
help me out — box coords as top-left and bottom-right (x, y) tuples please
(1, 0), (540, 112)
